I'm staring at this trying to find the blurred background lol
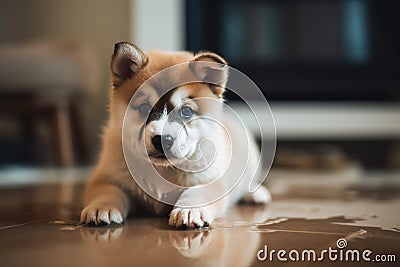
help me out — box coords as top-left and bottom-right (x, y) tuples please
(0, 0), (399, 178)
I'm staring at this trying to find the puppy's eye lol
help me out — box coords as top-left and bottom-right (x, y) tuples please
(180, 106), (194, 118)
(138, 103), (151, 116)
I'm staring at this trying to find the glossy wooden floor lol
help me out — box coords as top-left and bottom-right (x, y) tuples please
(0, 168), (399, 267)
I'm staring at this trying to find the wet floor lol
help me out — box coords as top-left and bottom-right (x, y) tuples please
(0, 169), (399, 266)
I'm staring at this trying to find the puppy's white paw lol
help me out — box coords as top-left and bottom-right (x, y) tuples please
(169, 207), (213, 229)
(241, 185), (271, 205)
(80, 205), (124, 225)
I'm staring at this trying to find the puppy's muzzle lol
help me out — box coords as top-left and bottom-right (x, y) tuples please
(151, 135), (174, 154)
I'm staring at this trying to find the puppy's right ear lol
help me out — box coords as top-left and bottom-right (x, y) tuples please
(111, 42), (147, 87)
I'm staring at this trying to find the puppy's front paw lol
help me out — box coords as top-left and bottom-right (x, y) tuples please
(169, 207), (213, 229)
(80, 205), (124, 226)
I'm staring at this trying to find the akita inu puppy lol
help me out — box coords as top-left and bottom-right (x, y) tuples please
(80, 42), (271, 228)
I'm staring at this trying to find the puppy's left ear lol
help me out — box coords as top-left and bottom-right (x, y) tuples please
(190, 52), (229, 98)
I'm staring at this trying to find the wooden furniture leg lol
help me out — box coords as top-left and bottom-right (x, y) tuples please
(51, 100), (74, 166)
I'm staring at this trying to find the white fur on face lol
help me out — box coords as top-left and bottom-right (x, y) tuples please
(170, 89), (189, 108)
(133, 87), (222, 167)
(145, 109), (198, 161)
(143, 89), (200, 164)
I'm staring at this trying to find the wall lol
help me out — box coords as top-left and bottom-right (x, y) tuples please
(131, 0), (184, 51)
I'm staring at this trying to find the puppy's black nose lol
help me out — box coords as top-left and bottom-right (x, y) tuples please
(152, 135), (174, 152)
(162, 135), (174, 150)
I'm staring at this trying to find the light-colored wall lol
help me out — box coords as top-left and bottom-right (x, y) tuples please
(0, 0), (131, 161)
(131, 0), (184, 51)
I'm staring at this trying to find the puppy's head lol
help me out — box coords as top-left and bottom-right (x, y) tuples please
(110, 42), (228, 166)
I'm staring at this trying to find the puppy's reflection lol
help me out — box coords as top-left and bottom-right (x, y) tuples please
(78, 205), (270, 267)
(169, 230), (214, 258)
(168, 204), (271, 267)
(80, 226), (123, 242)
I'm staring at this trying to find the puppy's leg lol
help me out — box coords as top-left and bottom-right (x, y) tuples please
(240, 185), (271, 205)
(80, 181), (129, 225)
(169, 186), (228, 229)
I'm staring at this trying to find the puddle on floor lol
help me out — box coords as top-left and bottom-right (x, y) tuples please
(264, 197), (400, 232)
